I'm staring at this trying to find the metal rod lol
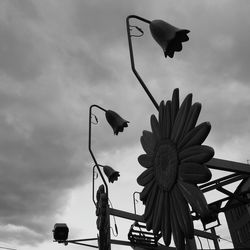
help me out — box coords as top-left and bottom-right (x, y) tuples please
(126, 15), (159, 111)
(133, 191), (140, 214)
(206, 158), (250, 174)
(67, 238), (98, 242)
(199, 173), (240, 189)
(69, 242), (98, 248)
(109, 208), (219, 240)
(200, 174), (246, 193)
(89, 104), (109, 203)
(211, 227), (220, 250)
(92, 164), (97, 205)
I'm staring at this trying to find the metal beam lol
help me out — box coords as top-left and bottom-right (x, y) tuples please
(110, 239), (133, 247)
(199, 173), (243, 192)
(109, 208), (219, 241)
(109, 207), (144, 222)
(206, 158), (250, 174)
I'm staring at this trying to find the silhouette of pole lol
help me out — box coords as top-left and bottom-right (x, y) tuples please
(88, 104), (109, 201)
(126, 15), (159, 111)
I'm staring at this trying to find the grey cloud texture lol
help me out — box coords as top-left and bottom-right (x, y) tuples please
(0, 0), (249, 247)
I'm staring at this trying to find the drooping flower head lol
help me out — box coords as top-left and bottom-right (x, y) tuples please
(103, 165), (120, 183)
(105, 110), (129, 135)
(150, 20), (190, 58)
(137, 88), (214, 249)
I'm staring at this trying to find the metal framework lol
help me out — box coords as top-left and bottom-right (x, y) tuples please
(202, 158), (250, 215)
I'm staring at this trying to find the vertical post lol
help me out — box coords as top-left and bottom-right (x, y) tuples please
(211, 227), (220, 250)
(186, 238), (197, 250)
(96, 185), (111, 250)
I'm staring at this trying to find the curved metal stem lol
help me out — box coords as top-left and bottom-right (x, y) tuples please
(126, 15), (159, 111)
(89, 105), (109, 204)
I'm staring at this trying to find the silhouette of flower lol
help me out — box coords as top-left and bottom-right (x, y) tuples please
(103, 165), (120, 183)
(105, 110), (129, 135)
(137, 88), (214, 249)
(150, 20), (190, 58)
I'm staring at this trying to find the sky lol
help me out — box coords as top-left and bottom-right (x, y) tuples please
(0, 0), (250, 249)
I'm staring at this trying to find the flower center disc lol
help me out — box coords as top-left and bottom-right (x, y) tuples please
(154, 140), (178, 191)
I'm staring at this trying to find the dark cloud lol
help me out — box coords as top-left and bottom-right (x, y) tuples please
(0, 91), (87, 244)
(0, 23), (44, 82)
(184, 1), (250, 85)
(0, 1), (47, 82)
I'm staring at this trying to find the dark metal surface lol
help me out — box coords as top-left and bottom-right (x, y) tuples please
(96, 185), (111, 250)
(206, 158), (250, 174)
(109, 208), (219, 241)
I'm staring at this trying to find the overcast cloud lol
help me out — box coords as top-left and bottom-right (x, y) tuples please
(0, 0), (250, 249)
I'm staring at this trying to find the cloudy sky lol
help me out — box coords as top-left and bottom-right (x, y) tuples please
(0, 0), (250, 249)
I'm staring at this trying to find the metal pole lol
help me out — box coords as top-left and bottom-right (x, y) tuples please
(89, 105), (109, 201)
(211, 227), (220, 250)
(126, 15), (159, 111)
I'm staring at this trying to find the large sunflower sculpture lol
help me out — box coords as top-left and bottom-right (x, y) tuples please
(137, 88), (214, 250)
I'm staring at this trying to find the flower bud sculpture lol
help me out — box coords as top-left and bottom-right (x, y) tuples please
(103, 165), (120, 183)
(105, 110), (129, 135)
(150, 20), (190, 58)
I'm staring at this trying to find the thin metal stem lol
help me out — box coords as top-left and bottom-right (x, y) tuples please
(65, 237), (98, 248)
(89, 105), (109, 204)
(92, 165), (97, 205)
(133, 191), (140, 214)
(126, 15), (159, 111)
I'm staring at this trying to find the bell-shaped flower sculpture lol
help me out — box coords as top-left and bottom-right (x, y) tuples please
(150, 19), (190, 58)
(105, 110), (129, 135)
(103, 165), (120, 183)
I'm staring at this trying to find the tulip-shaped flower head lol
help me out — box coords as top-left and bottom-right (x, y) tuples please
(105, 110), (129, 135)
(103, 165), (120, 183)
(150, 20), (190, 58)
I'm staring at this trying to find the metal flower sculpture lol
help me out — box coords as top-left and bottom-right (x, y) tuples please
(150, 20), (190, 58)
(137, 88), (214, 250)
(103, 165), (120, 183)
(105, 110), (129, 135)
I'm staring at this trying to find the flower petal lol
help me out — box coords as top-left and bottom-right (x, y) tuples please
(152, 190), (164, 234)
(144, 184), (158, 220)
(146, 208), (154, 231)
(137, 168), (154, 186)
(171, 93), (192, 144)
(162, 192), (171, 246)
(159, 101), (166, 138)
(151, 115), (160, 140)
(140, 179), (155, 203)
(138, 154), (153, 168)
(182, 102), (201, 137)
(161, 102), (168, 139)
(177, 122), (211, 150)
(179, 145), (214, 163)
(179, 162), (212, 184)
(171, 88), (179, 127)
(178, 180), (210, 217)
(170, 193), (185, 250)
(165, 100), (172, 139)
(140, 130), (156, 154)
(172, 186), (194, 238)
